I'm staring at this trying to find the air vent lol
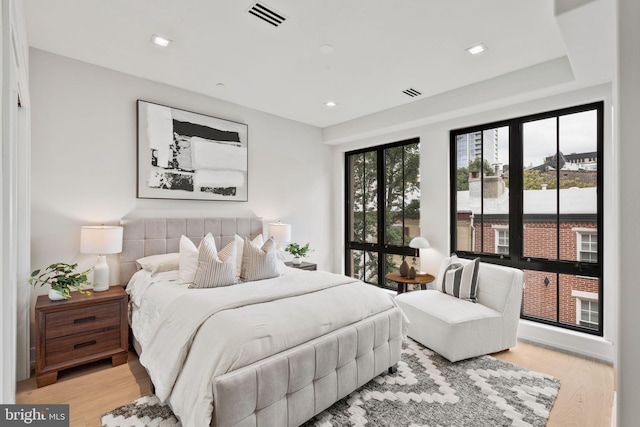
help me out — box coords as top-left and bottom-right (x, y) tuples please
(248, 2), (286, 27)
(402, 88), (422, 98)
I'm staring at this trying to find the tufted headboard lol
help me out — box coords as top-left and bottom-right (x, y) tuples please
(119, 217), (263, 284)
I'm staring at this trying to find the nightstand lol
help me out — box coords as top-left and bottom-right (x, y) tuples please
(285, 261), (317, 271)
(35, 286), (128, 387)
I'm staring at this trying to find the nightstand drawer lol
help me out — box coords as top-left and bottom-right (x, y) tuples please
(45, 301), (121, 339)
(45, 327), (121, 366)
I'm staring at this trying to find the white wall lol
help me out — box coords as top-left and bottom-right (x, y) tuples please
(29, 48), (333, 327)
(332, 83), (616, 362)
(616, 0), (640, 424)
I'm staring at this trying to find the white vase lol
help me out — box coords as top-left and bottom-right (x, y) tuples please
(292, 256), (302, 265)
(48, 289), (65, 301)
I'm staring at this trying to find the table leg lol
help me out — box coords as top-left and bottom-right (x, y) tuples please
(420, 283), (427, 291)
(397, 283), (407, 294)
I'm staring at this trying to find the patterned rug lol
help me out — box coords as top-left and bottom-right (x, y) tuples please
(101, 340), (560, 427)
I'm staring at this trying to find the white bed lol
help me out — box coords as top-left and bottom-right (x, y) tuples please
(121, 217), (405, 427)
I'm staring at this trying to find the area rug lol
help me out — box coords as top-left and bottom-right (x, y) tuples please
(101, 339), (560, 427)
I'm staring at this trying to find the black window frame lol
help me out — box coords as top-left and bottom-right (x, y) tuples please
(449, 101), (604, 336)
(345, 137), (420, 289)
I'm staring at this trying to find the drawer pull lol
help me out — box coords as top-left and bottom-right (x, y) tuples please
(73, 316), (97, 324)
(74, 340), (97, 349)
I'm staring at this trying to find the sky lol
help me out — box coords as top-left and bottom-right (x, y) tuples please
(494, 109), (597, 168)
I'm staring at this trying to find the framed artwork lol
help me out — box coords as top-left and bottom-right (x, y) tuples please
(137, 100), (248, 201)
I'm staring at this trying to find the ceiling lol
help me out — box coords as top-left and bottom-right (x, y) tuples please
(25, 1), (577, 128)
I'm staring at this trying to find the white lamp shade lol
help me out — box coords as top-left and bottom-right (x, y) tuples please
(409, 236), (431, 249)
(268, 222), (291, 243)
(80, 226), (123, 254)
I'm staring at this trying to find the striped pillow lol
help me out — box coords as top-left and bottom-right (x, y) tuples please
(441, 257), (480, 302)
(190, 235), (237, 289)
(240, 237), (281, 281)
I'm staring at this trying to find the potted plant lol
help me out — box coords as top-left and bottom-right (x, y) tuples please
(30, 262), (92, 300)
(285, 243), (313, 265)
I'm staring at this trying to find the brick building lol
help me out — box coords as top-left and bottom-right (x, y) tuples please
(457, 180), (599, 330)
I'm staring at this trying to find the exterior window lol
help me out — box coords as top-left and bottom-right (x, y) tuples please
(450, 102), (603, 336)
(495, 228), (509, 255)
(577, 231), (598, 262)
(345, 138), (420, 290)
(576, 296), (599, 330)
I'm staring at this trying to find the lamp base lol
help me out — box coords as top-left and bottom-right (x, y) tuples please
(93, 255), (110, 292)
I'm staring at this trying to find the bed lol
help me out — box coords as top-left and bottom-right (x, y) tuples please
(120, 217), (405, 427)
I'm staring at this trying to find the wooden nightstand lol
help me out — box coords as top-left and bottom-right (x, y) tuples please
(35, 286), (128, 387)
(285, 261), (317, 271)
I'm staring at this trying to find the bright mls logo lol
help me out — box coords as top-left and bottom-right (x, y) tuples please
(1, 405), (69, 426)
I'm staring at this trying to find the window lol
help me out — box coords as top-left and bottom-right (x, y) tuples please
(575, 230), (598, 262)
(345, 138), (420, 290)
(573, 291), (599, 330)
(494, 228), (509, 255)
(450, 102), (603, 336)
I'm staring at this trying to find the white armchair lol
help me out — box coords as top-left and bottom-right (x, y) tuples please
(395, 257), (524, 362)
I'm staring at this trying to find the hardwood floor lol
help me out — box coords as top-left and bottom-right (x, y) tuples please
(16, 341), (614, 427)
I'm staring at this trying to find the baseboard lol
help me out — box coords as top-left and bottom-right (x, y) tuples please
(517, 319), (614, 364)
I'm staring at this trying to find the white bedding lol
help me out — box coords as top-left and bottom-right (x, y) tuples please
(127, 268), (401, 427)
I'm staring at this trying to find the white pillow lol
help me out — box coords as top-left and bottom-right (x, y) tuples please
(190, 236), (237, 289)
(240, 237), (281, 281)
(440, 256), (480, 302)
(179, 233), (212, 284)
(235, 234), (264, 277)
(136, 253), (179, 274)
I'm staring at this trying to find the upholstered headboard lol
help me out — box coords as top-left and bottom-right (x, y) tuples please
(119, 217), (263, 284)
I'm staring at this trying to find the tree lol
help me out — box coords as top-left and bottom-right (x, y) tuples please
(350, 143), (420, 284)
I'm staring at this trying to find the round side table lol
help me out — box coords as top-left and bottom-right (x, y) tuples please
(385, 271), (435, 294)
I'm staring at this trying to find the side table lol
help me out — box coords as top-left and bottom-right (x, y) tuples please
(385, 272), (435, 294)
(285, 261), (317, 271)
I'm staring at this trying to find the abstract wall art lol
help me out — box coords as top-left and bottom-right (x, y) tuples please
(137, 100), (248, 201)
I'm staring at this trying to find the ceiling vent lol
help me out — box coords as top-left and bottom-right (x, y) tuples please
(248, 2), (286, 27)
(402, 88), (422, 98)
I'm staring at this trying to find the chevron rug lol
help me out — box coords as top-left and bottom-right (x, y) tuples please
(101, 339), (559, 427)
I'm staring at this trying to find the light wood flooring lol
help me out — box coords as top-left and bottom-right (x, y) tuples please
(16, 341), (614, 427)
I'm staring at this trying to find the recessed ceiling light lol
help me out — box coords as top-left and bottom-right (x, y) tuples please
(325, 101), (337, 107)
(216, 83), (226, 88)
(467, 43), (487, 55)
(151, 34), (172, 47)
(320, 44), (334, 54)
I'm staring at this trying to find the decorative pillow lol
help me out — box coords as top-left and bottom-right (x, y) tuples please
(136, 253), (179, 274)
(179, 233), (212, 284)
(440, 256), (480, 302)
(190, 236), (237, 289)
(240, 237), (281, 281)
(235, 234), (264, 277)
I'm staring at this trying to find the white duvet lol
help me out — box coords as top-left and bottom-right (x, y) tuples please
(128, 268), (399, 427)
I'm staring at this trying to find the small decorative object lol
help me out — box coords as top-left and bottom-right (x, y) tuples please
(399, 258), (409, 277)
(408, 266), (417, 279)
(29, 262), (92, 300)
(137, 100), (249, 201)
(286, 242), (312, 265)
(81, 225), (124, 292)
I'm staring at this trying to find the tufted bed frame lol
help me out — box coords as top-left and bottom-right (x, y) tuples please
(120, 217), (403, 427)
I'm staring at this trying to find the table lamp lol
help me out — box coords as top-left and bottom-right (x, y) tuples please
(80, 225), (123, 292)
(409, 236), (431, 274)
(268, 221), (291, 249)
